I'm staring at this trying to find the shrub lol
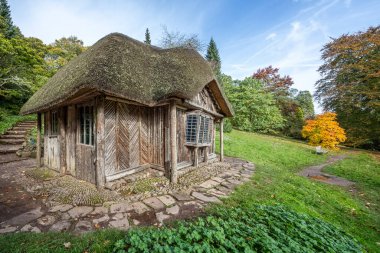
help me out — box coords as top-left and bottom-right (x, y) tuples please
(113, 205), (362, 252)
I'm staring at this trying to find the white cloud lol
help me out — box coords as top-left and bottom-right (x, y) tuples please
(265, 32), (277, 40)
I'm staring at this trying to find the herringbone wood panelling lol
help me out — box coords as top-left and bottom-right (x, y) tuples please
(140, 107), (149, 164)
(117, 102), (130, 171)
(104, 100), (117, 176)
(127, 105), (140, 168)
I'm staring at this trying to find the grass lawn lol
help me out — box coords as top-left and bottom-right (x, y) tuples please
(218, 130), (380, 252)
(0, 129), (378, 252)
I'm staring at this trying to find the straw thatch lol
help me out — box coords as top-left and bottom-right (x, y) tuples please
(20, 33), (233, 116)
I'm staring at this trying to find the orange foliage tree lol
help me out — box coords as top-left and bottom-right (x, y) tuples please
(301, 112), (346, 150)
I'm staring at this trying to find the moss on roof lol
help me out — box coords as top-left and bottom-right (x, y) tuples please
(21, 33), (232, 116)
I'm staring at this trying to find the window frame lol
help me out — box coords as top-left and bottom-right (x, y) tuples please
(50, 110), (59, 136)
(185, 113), (213, 146)
(78, 104), (95, 146)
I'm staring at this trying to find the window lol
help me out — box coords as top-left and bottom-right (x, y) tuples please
(79, 106), (94, 145)
(186, 114), (213, 145)
(50, 111), (59, 135)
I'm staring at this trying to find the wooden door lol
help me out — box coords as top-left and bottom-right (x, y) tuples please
(75, 105), (96, 184)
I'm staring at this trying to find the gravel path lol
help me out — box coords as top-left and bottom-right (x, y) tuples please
(299, 155), (354, 187)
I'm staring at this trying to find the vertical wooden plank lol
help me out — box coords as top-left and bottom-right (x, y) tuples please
(105, 100), (117, 176)
(36, 113), (42, 167)
(170, 101), (177, 183)
(204, 147), (208, 163)
(66, 105), (76, 175)
(220, 118), (224, 162)
(59, 108), (66, 174)
(128, 105), (140, 168)
(117, 102), (130, 170)
(96, 96), (106, 188)
(193, 148), (199, 167)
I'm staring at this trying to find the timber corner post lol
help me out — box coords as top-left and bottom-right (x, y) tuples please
(220, 118), (224, 162)
(36, 112), (42, 167)
(170, 100), (178, 183)
(96, 96), (106, 188)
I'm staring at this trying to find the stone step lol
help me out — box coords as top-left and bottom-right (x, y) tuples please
(0, 134), (24, 139)
(11, 127), (32, 131)
(0, 139), (24, 145)
(16, 124), (35, 128)
(5, 130), (27, 135)
(0, 145), (21, 154)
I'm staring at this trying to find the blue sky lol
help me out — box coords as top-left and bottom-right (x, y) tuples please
(9, 0), (380, 112)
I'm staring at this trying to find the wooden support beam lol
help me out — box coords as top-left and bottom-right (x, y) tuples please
(96, 96), (106, 188)
(66, 105), (76, 176)
(170, 101), (178, 183)
(36, 113), (42, 167)
(204, 147), (208, 163)
(193, 147), (199, 167)
(220, 118), (224, 162)
(59, 108), (67, 174)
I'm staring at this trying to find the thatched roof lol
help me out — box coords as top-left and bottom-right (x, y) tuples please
(20, 33), (233, 117)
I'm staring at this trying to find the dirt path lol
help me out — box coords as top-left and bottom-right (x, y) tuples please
(299, 155), (355, 187)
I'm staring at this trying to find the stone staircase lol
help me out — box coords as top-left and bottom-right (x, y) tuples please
(0, 121), (36, 162)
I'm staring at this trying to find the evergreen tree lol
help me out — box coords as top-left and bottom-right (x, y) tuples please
(0, 0), (19, 38)
(144, 28), (151, 45)
(205, 37), (221, 76)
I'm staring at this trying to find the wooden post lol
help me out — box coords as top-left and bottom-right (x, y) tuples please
(96, 96), (106, 188)
(204, 147), (208, 163)
(36, 113), (42, 167)
(59, 108), (67, 174)
(220, 118), (224, 162)
(193, 147), (199, 167)
(170, 101), (177, 183)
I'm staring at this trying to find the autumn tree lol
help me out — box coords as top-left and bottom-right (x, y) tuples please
(253, 65), (293, 96)
(205, 37), (221, 77)
(302, 112), (347, 150)
(144, 28), (151, 45)
(315, 26), (380, 149)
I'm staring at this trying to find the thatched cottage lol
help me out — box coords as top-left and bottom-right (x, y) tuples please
(20, 33), (233, 187)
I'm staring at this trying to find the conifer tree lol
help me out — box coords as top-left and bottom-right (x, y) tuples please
(144, 28), (151, 45)
(205, 37), (221, 76)
(0, 0), (19, 38)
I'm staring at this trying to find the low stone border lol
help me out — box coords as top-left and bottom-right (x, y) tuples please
(0, 157), (255, 234)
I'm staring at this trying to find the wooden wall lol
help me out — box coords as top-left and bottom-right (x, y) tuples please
(176, 109), (191, 163)
(104, 99), (167, 178)
(188, 87), (220, 114)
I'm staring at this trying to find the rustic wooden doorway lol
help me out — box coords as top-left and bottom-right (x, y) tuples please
(75, 104), (96, 184)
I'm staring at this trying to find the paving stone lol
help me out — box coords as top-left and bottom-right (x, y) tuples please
(50, 220), (71, 232)
(156, 212), (171, 223)
(171, 192), (193, 201)
(182, 201), (204, 208)
(74, 220), (92, 234)
(93, 214), (110, 224)
(113, 213), (124, 220)
(20, 224), (41, 233)
(157, 195), (176, 207)
(215, 186), (232, 194)
(5, 207), (44, 226)
(207, 189), (227, 198)
(0, 226), (17, 233)
(131, 202), (150, 214)
(110, 202), (132, 213)
(211, 177), (225, 183)
(143, 197), (165, 210)
(68, 206), (93, 219)
(49, 204), (73, 213)
(221, 182), (237, 189)
(227, 179), (242, 185)
(61, 213), (71, 220)
(192, 192), (222, 203)
(37, 215), (56, 226)
(199, 180), (220, 189)
(109, 218), (129, 230)
(166, 205), (180, 215)
(91, 206), (109, 215)
(132, 219), (140, 225)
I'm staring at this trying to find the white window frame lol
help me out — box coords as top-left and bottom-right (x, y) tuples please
(185, 113), (213, 146)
